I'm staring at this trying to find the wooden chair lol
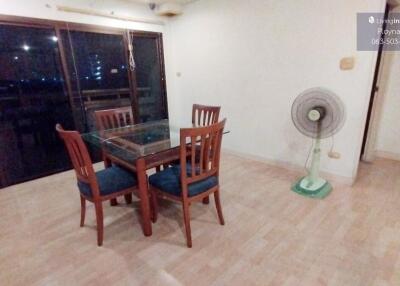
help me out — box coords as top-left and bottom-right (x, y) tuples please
(149, 119), (226, 248)
(192, 104), (221, 127)
(95, 106), (134, 206)
(56, 124), (139, 246)
(192, 104), (221, 204)
(94, 106), (134, 131)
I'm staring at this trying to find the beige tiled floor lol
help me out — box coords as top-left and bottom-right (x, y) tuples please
(1, 153), (400, 285)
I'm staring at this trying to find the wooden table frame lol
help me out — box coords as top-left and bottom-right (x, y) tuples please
(104, 148), (180, 236)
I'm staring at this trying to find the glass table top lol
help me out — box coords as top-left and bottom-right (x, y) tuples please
(82, 119), (228, 164)
(82, 120), (180, 164)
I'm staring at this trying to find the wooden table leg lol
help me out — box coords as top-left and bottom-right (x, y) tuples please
(136, 158), (152, 236)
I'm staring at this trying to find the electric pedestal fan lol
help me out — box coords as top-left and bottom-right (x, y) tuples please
(291, 87), (346, 198)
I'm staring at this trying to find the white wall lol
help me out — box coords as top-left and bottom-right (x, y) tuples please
(165, 0), (386, 181)
(375, 50), (400, 159)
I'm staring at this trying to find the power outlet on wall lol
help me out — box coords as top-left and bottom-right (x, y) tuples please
(328, 151), (341, 159)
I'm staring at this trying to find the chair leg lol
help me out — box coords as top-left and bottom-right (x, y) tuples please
(150, 191), (158, 223)
(202, 196), (210, 204)
(214, 190), (225, 225)
(80, 196), (86, 227)
(182, 201), (192, 248)
(103, 156), (112, 168)
(94, 202), (104, 247)
(124, 193), (133, 204)
(110, 198), (118, 206)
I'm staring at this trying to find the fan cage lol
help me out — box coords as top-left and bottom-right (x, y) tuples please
(291, 87), (346, 139)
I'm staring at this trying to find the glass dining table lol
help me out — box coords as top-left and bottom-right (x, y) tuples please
(82, 119), (222, 237)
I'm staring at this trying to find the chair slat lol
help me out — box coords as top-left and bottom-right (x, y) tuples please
(205, 133), (212, 171)
(199, 135), (206, 174)
(191, 136), (196, 176)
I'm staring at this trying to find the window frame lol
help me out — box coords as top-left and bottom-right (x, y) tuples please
(0, 14), (169, 126)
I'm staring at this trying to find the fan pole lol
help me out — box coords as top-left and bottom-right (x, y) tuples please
(307, 138), (321, 187)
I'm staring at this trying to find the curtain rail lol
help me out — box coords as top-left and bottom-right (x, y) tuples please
(57, 5), (165, 26)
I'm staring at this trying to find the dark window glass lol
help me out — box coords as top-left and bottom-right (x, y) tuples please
(61, 31), (129, 90)
(0, 22), (169, 189)
(132, 35), (167, 123)
(0, 25), (74, 187)
(61, 30), (132, 131)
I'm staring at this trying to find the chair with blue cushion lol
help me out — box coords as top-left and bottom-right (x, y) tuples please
(192, 104), (221, 205)
(95, 107), (135, 206)
(149, 119), (226, 248)
(56, 124), (139, 246)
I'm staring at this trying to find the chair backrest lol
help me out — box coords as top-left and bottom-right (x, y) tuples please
(192, 104), (221, 127)
(95, 107), (134, 131)
(56, 124), (100, 197)
(179, 119), (226, 198)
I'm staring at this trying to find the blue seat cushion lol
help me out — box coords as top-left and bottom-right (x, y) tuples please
(78, 165), (137, 197)
(149, 165), (218, 197)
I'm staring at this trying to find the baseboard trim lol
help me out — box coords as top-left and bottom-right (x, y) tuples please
(222, 148), (355, 187)
(375, 150), (400, 161)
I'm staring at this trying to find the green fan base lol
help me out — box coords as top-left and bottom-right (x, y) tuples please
(291, 177), (332, 199)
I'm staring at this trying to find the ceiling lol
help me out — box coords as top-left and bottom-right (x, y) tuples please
(126, 0), (197, 5)
(127, 0), (196, 4)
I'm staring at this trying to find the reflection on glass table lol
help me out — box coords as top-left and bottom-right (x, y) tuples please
(82, 120), (182, 164)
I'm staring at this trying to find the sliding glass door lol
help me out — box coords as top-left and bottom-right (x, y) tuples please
(131, 33), (168, 123)
(60, 29), (133, 131)
(59, 29), (168, 129)
(0, 17), (169, 188)
(0, 24), (74, 186)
